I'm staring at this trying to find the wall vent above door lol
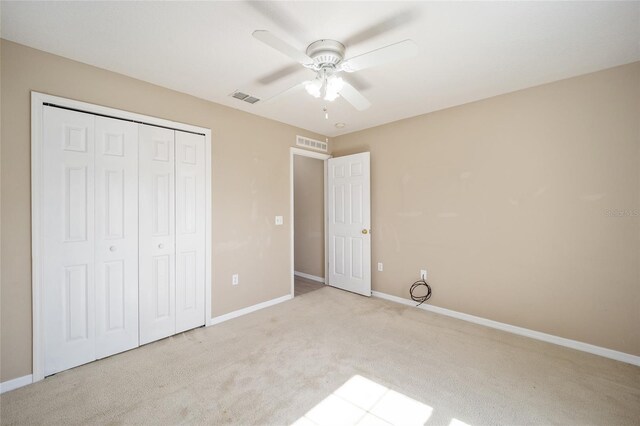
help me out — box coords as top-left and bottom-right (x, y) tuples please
(296, 135), (328, 152)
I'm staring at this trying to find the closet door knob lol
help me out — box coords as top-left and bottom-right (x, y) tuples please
(109, 246), (117, 252)
(158, 243), (165, 249)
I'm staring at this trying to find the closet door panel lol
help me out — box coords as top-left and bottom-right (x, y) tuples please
(42, 106), (96, 375)
(94, 117), (139, 358)
(139, 125), (176, 345)
(175, 131), (206, 333)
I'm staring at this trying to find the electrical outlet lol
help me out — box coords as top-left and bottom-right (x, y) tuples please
(377, 262), (383, 272)
(232, 274), (239, 286)
(420, 269), (427, 280)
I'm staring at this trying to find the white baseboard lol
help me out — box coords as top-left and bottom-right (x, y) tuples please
(294, 271), (326, 283)
(0, 374), (33, 394)
(372, 291), (640, 367)
(208, 294), (293, 326)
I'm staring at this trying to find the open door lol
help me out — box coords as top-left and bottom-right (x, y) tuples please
(327, 152), (371, 296)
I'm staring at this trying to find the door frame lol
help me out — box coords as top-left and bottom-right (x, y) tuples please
(289, 147), (331, 296)
(31, 92), (213, 382)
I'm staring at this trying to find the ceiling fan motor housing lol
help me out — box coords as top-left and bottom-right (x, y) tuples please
(306, 39), (345, 69)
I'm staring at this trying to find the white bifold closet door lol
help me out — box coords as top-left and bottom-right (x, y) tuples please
(174, 131), (206, 333)
(139, 125), (176, 345)
(42, 107), (139, 376)
(42, 106), (206, 375)
(139, 125), (206, 345)
(94, 116), (139, 359)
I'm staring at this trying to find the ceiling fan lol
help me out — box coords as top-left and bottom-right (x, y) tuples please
(252, 30), (418, 111)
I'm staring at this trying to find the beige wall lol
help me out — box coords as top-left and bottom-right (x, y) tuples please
(0, 40), (330, 382)
(333, 62), (640, 357)
(294, 155), (325, 278)
(1, 38), (638, 383)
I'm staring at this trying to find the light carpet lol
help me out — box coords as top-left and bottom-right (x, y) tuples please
(294, 278), (324, 297)
(1, 284), (639, 425)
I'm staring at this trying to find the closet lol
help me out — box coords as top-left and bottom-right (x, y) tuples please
(138, 125), (206, 345)
(40, 104), (207, 376)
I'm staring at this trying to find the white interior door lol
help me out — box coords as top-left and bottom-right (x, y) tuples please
(43, 106), (96, 375)
(139, 125), (176, 345)
(175, 131), (206, 333)
(327, 152), (371, 296)
(94, 116), (139, 358)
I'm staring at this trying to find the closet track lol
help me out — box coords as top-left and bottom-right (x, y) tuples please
(43, 102), (205, 136)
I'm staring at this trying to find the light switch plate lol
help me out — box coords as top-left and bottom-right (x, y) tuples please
(275, 216), (283, 225)
(377, 262), (383, 272)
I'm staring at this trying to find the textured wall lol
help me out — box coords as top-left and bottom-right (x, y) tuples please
(333, 62), (640, 356)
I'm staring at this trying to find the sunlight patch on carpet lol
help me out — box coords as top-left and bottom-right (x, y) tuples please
(291, 375), (434, 426)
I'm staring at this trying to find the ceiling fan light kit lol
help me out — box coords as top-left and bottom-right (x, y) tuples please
(252, 29), (418, 112)
(303, 39), (346, 102)
(305, 71), (344, 102)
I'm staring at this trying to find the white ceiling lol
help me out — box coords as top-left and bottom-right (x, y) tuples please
(2, 1), (639, 137)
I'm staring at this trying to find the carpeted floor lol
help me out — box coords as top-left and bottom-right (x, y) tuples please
(1, 285), (639, 425)
(294, 277), (324, 297)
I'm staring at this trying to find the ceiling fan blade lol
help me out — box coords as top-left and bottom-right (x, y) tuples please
(245, 2), (312, 44)
(346, 74), (373, 92)
(257, 64), (305, 85)
(264, 81), (309, 103)
(339, 82), (371, 111)
(343, 9), (419, 47)
(340, 40), (418, 73)
(252, 30), (313, 66)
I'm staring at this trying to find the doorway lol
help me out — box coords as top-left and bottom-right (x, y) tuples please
(290, 147), (330, 297)
(289, 147), (372, 298)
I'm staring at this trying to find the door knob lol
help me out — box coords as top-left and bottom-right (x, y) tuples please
(362, 229), (368, 234)
(158, 243), (165, 249)
(109, 246), (116, 252)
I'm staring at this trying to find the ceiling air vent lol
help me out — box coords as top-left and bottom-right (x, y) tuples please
(296, 135), (328, 152)
(230, 91), (261, 104)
